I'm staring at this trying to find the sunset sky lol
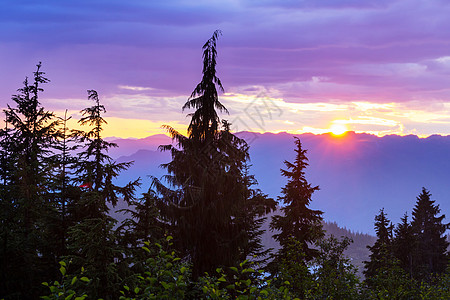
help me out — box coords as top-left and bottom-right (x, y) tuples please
(2, 0), (450, 138)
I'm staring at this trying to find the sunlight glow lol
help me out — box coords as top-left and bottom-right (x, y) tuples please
(46, 91), (450, 139)
(329, 123), (348, 136)
(56, 111), (187, 139)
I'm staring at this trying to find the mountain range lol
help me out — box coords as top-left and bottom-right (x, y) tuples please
(110, 131), (450, 235)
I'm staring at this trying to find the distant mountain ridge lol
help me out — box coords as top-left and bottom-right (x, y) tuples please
(108, 134), (171, 158)
(321, 221), (376, 277)
(111, 131), (450, 234)
(259, 208), (375, 277)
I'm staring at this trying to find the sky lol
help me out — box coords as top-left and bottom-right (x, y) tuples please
(2, 0), (450, 138)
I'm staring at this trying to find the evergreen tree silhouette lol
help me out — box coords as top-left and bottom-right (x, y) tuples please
(0, 63), (61, 299)
(363, 208), (395, 281)
(116, 186), (165, 275)
(269, 137), (323, 274)
(42, 109), (85, 262)
(183, 30), (227, 142)
(411, 188), (449, 281)
(153, 31), (275, 278)
(67, 90), (139, 299)
(393, 213), (414, 278)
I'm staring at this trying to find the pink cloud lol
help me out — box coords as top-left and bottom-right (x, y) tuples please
(2, 0), (450, 124)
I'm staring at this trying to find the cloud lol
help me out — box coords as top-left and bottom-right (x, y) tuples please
(118, 85), (157, 92)
(2, 0), (450, 136)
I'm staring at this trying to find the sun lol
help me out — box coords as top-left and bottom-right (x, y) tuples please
(329, 123), (348, 136)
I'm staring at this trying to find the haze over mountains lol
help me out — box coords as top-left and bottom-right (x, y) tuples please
(111, 132), (450, 234)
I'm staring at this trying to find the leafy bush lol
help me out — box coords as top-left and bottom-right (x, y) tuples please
(41, 261), (90, 300)
(40, 239), (450, 300)
(119, 236), (191, 300)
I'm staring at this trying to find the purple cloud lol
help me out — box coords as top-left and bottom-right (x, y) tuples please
(2, 0), (450, 133)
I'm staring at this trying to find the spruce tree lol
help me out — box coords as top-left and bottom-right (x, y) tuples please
(117, 188), (164, 248)
(0, 114), (15, 298)
(67, 90), (139, 299)
(269, 137), (324, 273)
(153, 31), (275, 278)
(363, 208), (395, 280)
(411, 188), (449, 281)
(183, 30), (227, 142)
(40, 109), (84, 264)
(311, 236), (360, 299)
(393, 213), (414, 278)
(0, 63), (61, 299)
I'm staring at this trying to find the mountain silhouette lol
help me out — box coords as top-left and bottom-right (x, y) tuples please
(111, 131), (450, 234)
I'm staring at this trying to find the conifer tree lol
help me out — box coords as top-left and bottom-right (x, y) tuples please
(67, 90), (139, 299)
(363, 208), (395, 280)
(41, 109), (84, 263)
(269, 137), (323, 273)
(393, 213), (414, 278)
(117, 188), (164, 247)
(0, 63), (61, 299)
(311, 236), (360, 299)
(183, 30), (227, 143)
(0, 114), (14, 298)
(0, 113), (12, 185)
(411, 188), (449, 281)
(153, 31), (275, 278)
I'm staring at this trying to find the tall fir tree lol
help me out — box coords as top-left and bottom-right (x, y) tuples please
(67, 90), (139, 300)
(183, 30), (227, 143)
(393, 213), (415, 278)
(363, 208), (395, 281)
(42, 109), (84, 264)
(0, 113), (15, 298)
(117, 187), (164, 248)
(115, 186), (165, 279)
(411, 188), (449, 281)
(152, 31), (275, 278)
(0, 63), (61, 299)
(269, 137), (324, 274)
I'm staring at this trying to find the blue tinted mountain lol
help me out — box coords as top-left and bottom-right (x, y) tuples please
(111, 131), (450, 234)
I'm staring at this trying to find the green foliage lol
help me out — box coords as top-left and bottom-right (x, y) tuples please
(416, 276), (450, 300)
(41, 261), (89, 300)
(117, 238), (299, 299)
(341, 255), (450, 300)
(66, 216), (122, 299)
(273, 238), (313, 298)
(201, 260), (278, 299)
(119, 236), (191, 300)
(39, 239), (450, 299)
(308, 236), (360, 299)
(364, 256), (415, 298)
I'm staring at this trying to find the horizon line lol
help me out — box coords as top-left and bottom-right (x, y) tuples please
(105, 130), (450, 141)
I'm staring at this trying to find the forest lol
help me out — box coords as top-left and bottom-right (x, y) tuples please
(0, 31), (449, 300)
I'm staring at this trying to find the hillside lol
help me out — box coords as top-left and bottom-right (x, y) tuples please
(259, 209), (375, 278)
